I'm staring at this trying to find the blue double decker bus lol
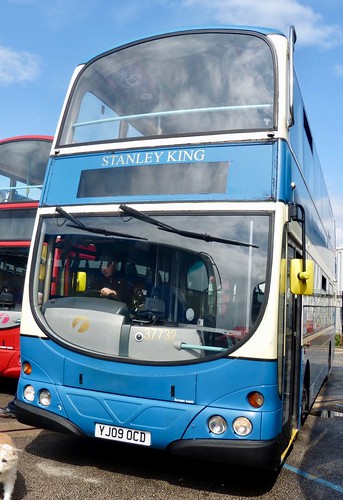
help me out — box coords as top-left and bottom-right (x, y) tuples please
(15, 26), (336, 469)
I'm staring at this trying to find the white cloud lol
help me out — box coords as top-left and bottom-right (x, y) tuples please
(334, 64), (343, 77)
(0, 45), (40, 85)
(183, 0), (343, 48)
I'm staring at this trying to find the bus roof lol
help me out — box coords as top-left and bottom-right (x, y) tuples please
(83, 25), (287, 64)
(0, 135), (53, 145)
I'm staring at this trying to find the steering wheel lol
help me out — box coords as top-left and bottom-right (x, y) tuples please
(82, 289), (102, 298)
(82, 289), (121, 300)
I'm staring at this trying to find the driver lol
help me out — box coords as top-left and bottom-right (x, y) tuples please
(100, 258), (120, 298)
(96, 251), (134, 305)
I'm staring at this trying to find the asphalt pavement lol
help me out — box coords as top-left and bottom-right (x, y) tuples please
(0, 349), (342, 499)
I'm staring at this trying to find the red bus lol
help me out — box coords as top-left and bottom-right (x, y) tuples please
(0, 135), (52, 378)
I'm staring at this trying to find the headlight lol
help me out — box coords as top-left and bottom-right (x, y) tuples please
(208, 415), (227, 435)
(39, 389), (51, 407)
(23, 385), (35, 402)
(232, 417), (253, 436)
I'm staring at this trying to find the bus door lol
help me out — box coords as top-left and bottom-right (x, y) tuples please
(281, 243), (302, 449)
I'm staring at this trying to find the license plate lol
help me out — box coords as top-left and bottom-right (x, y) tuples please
(95, 423), (151, 446)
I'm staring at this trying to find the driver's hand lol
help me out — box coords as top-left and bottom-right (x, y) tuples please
(100, 287), (117, 297)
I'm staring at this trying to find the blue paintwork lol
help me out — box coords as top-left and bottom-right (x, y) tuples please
(17, 336), (281, 447)
(41, 137), (335, 267)
(41, 143), (276, 205)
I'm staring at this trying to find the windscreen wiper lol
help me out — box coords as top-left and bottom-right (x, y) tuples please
(119, 204), (258, 248)
(56, 206), (147, 240)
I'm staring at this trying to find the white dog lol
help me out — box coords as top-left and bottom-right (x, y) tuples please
(0, 434), (19, 500)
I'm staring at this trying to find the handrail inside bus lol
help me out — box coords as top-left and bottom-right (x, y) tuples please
(71, 104), (273, 129)
(0, 185), (43, 191)
(174, 342), (227, 353)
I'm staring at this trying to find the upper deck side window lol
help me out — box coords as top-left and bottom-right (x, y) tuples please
(58, 31), (276, 146)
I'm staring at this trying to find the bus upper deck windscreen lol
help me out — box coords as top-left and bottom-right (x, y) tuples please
(0, 136), (52, 202)
(58, 31), (276, 146)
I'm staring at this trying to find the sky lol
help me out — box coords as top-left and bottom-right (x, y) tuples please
(1, 0), (343, 244)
